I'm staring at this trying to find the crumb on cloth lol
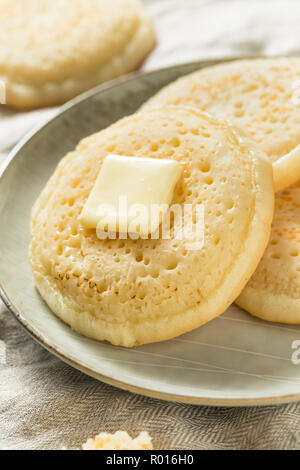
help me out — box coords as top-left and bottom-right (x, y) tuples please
(83, 431), (153, 450)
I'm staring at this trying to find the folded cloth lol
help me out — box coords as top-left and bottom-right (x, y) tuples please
(1, 0), (300, 450)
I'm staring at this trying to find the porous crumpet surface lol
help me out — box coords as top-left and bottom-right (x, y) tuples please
(238, 181), (300, 323)
(143, 58), (300, 189)
(30, 106), (274, 346)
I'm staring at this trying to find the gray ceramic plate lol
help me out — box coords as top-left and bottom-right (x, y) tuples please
(1, 59), (300, 407)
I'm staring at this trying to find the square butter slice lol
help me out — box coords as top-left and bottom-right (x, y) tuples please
(79, 154), (181, 235)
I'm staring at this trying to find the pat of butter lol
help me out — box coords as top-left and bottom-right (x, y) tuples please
(79, 154), (181, 235)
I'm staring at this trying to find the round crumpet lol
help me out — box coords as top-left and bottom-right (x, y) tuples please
(237, 182), (300, 324)
(0, 0), (155, 109)
(143, 58), (300, 192)
(30, 106), (274, 347)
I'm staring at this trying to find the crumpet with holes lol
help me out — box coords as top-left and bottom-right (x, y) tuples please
(237, 182), (300, 324)
(0, 0), (155, 109)
(29, 106), (274, 347)
(143, 58), (300, 191)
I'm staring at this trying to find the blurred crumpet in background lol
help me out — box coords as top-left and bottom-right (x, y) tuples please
(0, 0), (155, 110)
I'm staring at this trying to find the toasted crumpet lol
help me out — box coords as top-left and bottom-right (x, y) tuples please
(237, 182), (300, 323)
(0, 0), (155, 109)
(30, 106), (274, 347)
(143, 58), (300, 191)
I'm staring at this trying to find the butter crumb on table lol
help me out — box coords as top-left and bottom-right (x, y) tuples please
(83, 431), (153, 450)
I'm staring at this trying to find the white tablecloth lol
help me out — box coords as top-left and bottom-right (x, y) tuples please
(1, 0), (300, 450)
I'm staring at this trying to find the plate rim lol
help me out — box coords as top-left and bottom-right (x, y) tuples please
(1, 57), (300, 407)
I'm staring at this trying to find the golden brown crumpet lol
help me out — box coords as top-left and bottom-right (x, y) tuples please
(30, 106), (274, 346)
(143, 58), (300, 191)
(237, 181), (300, 324)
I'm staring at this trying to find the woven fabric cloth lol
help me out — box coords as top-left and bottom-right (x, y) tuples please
(1, 0), (300, 450)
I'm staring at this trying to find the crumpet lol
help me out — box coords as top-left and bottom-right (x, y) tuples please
(0, 0), (155, 109)
(29, 106), (274, 347)
(237, 182), (300, 324)
(143, 58), (300, 191)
